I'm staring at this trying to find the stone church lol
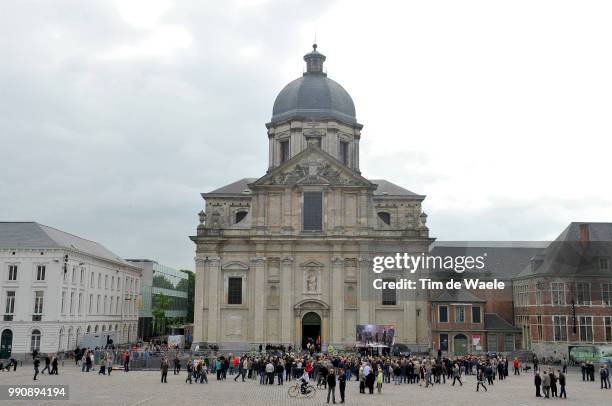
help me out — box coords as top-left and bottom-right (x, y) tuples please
(191, 45), (433, 351)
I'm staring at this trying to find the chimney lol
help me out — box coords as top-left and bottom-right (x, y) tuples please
(579, 223), (590, 250)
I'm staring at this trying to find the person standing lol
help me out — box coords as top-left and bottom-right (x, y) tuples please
(123, 351), (130, 372)
(33, 357), (40, 381)
(160, 357), (169, 383)
(600, 365), (610, 389)
(376, 368), (383, 394)
(550, 370), (557, 397)
(542, 370), (551, 398)
(174, 356), (181, 375)
(106, 354), (113, 376)
(338, 369), (346, 404)
(513, 357), (520, 375)
(558, 370), (567, 398)
(326, 369), (337, 404)
(186, 360), (193, 384)
(41, 355), (51, 375)
(476, 368), (487, 392)
(452, 364), (462, 386)
(534, 372), (542, 397)
(51, 356), (58, 375)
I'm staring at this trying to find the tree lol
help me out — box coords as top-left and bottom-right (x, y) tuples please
(152, 293), (172, 336)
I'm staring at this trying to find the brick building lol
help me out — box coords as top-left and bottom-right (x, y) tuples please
(513, 222), (612, 359)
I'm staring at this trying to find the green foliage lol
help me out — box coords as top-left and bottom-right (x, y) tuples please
(181, 270), (195, 324)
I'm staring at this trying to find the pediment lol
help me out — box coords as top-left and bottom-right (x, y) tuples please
(221, 261), (249, 271)
(251, 146), (373, 188)
(300, 259), (325, 268)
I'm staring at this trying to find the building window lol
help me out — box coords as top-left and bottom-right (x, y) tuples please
(4, 291), (15, 319)
(537, 316), (543, 340)
(78, 293), (82, 314)
(551, 282), (565, 305)
(36, 265), (46, 281)
(381, 278), (396, 305)
(90, 273), (94, 287)
(602, 283), (612, 306)
(535, 285), (543, 306)
(80, 268), (84, 285)
(600, 257), (610, 270)
(455, 306), (465, 323)
(605, 317), (612, 342)
(117, 278), (121, 290)
(105, 275), (108, 289)
(303, 192), (323, 231)
(71, 267), (76, 283)
(377, 212), (391, 226)
(553, 315), (568, 341)
(8, 265), (17, 281)
(339, 141), (349, 165)
(472, 306), (481, 323)
(70, 292), (75, 314)
(228, 277), (242, 305)
(31, 329), (41, 352)
(235, 211), (248, 224)
(576, 282), (591, 305)
(111, 276), (114, 290)
(579, 316), (593, 342)
(439, 306), (448, 323)
(61, 291), (66, 314)
(96, 295), (100, 314)
(504, 334), (514, 351)
(280, 140), (290, 163)
(487, 333), (498, 352)
(34, 291), (44, 315)
(98, 274), (102, 288)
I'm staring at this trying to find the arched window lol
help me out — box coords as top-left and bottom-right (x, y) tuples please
(31, 329), (41, 352)
(377, 212), (391, 226)
(102, 325), (106, 332)
(86, 325), (91, 333)
(235, 210), (248, 224)
(94, 325), (99, 333)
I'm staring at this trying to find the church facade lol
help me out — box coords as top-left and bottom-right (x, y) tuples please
(191, 45), (433, 351)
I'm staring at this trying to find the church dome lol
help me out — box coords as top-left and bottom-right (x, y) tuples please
(271, 45), (356, 125)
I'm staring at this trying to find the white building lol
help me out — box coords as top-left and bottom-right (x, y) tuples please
(0, 222), (142, 360)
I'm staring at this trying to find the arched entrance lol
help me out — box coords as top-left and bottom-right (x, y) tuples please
(454, 333), (468, 355)
(1, 329), (12, 358)
(301, 312), (321, 349)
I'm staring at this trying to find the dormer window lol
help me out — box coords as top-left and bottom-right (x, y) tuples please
(377, 212), (391, 226)
(235, 210), (248, 224)
(280, 140), (290, 163)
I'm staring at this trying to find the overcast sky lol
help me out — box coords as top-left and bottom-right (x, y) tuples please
(1, 0), (611, 270)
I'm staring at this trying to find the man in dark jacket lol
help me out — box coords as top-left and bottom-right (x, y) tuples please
(534, 372), (542, 397)
(41, 355), (51, 375)
(33, 357), (40, 381)
(326, 369), (336, 404)
(338, 369), (346, 403)
(558, 370), (567, 398)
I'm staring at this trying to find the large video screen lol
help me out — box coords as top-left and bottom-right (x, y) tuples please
(356, 324), (395, 347)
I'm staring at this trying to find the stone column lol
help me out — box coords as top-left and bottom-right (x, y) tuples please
(280, 256), (294, 344)
(331, 255), (344, 345)
(322, 312), (329, 350)
(194, 255), (207, 342)
(206, 256), (221, 343)
(282, 189), (293, 233)
(295, 314), (301, 349)
(251, 255), (266, 343)
(358, 257), (372, 325)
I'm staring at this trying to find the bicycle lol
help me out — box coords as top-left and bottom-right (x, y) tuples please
(287, 381), (316, 398)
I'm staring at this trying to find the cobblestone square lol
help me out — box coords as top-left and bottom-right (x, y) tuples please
(1, 364), (610, 406)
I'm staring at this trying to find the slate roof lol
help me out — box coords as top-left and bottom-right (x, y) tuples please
(430, 243), (546, 280)
(203, 177), (421, 198)
(516, 222), (612, 279)
(0, 222), (133, 266)
(430, 289), (486, 303)
(484, 313), (521, 332)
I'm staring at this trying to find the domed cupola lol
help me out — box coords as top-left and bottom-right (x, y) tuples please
(271, 44), (357, 125)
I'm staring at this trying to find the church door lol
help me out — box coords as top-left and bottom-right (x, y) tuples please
(301, 312), (321, 349)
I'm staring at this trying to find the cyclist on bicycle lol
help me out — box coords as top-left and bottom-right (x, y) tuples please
(300, 369), (310, 394)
